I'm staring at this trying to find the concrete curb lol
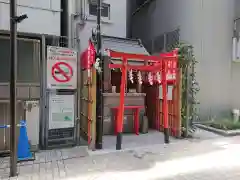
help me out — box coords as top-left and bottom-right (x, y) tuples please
(195, 124), (240, 137)
(87, 141), (184, 156)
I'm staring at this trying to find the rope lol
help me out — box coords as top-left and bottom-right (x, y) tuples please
(0, 123), (26, 129)
(0, 125), (10, 129)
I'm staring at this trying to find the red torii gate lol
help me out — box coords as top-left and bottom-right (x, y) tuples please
(107, 49), (178, 150)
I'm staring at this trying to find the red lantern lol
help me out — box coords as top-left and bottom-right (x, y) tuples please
(80, 40), (96, 70)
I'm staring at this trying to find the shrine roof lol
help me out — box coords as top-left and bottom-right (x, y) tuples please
(101, 35), (149, 55)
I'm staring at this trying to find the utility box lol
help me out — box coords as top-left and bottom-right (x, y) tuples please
(25, 101), (40, 151)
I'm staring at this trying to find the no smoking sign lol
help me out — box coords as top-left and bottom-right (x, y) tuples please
(47, 46), (77, 90)
(52, 62), (73, 83)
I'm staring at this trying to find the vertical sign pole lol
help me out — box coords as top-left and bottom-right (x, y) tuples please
(10, 0), (18, 176)
(116, 58), (127, 150)
(95, 0), (103, 149)
(162, 61), (170, 144)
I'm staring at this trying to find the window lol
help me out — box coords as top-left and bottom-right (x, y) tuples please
(0, 37), (40, 83)
(166, 29), (180, 51)
(89, 3), (110, 19)
(153, 29), (180, 53)
(153, 34), (165, 53)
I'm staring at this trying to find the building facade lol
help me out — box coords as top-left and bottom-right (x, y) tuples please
(0, 0), (61, 85)
(0, 0), (63, 87)
(129, 0), (240, 120)
(0, 0), (130, 151)
(0, 0), (63, 151)
(0, 0), (61, 35)
(70, 0), (127, 52)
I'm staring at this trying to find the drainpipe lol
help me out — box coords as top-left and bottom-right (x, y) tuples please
(75, 0), (86, 145)
(68, 1), (74, 48)
(95, 0), (104, 150)
(75, 0), (82, 145)
(132, 0), (155, 16)
(61, 0), (68, 47)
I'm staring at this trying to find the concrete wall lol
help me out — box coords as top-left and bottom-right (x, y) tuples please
(75, 0), (127, 52)
(0, 0), (61, 35)
(131, 0), (238, 120)
(232, 0), (240, 109)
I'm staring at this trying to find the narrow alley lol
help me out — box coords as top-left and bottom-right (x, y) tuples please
(1, 136), (240, 180)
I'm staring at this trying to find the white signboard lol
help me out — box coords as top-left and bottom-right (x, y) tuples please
(48, 94), (75, 129)
(159, 85), (173, 100)
(47, 46), (77, 89)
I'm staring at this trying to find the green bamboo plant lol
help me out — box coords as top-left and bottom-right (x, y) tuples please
(178, 43), (200, 137)
(168, 42), (200, 137)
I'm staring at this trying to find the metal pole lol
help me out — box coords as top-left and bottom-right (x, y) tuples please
(162, 62), (170, 144)
(40, 35), (47, 149)
(95, 0), (103, 149)
(10, 0), (18, 176)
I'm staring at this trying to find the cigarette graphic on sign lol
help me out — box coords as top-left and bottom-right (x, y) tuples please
(55, 67), (70, 74)
(51, 62), (73, 83)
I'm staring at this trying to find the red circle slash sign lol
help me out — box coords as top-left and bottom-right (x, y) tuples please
(51, 62), (73, 83)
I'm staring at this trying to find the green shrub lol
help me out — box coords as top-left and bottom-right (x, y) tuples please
(209, 119), (240, 130)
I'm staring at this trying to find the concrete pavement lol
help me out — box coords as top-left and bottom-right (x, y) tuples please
(0, 136), (240, 179)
